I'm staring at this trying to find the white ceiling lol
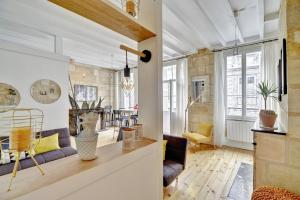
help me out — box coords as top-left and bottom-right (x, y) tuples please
(163, 0), (281, 59)
(0, 0), (281, 68)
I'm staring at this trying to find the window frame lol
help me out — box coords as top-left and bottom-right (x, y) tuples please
(162, 61), (177, 112)
(224, 45), (262, 121)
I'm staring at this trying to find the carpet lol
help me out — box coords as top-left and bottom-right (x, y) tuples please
(227, 162), (253, 200)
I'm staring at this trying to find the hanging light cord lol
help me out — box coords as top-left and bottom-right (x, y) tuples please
(126, 50), (128, 67)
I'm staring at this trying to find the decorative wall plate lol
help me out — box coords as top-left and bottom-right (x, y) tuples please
(30, 79), (61, 104)
(0, 83), (21, 112)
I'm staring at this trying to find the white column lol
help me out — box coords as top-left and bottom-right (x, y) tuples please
(137, 0), (163, 199)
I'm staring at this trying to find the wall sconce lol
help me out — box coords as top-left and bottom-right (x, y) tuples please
(119, 44), (152, 94)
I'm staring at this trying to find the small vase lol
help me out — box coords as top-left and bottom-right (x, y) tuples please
(122, 128), (135, 150)
(75, 133), (98, 160)
(259, 110), (277, 128)
(76, 112), (99, 160)
(131, 124), (143, 141)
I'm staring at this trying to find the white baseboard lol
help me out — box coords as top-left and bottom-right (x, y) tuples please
(224, 139), (254, 151)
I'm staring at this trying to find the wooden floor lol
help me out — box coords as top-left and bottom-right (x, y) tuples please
(164, 145), (253, 200)
(70, 127), (118, 148)
(71, 129), (253, 200)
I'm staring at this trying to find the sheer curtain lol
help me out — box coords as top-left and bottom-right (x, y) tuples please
(261, 41), (279, 112)
(213, 52), (226, 146)
(173, 58), (188, 136)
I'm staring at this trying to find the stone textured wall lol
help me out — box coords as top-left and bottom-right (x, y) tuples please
(255, 0), (300, 194)
(69, 62), (117, 108)
(187, 49), (214, 132)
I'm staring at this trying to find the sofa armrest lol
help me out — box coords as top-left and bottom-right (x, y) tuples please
(163, 134), (187, 169)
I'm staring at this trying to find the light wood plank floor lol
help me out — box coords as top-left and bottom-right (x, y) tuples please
(70, 127), (118, 148)
(164, 145), (253, 200)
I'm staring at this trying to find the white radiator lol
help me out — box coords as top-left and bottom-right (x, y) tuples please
(226, 120), (254, 143)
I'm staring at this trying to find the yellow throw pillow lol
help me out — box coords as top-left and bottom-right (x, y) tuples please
(198, 123), (213, 137)
(163, 140), (168, 160)
(34, 133), (60, 154)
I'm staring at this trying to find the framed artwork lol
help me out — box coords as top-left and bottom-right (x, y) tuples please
(282, 38), (287, 95)
(191, 75), (209, 103)
(0, 83), (21, 112)
(277, 59), (282, 101)
(74, 85), (98, 102)
(30, 79), (61, 104)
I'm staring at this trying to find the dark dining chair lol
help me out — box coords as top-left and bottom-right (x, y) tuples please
(104, 106), (112, 127)
(130, 114), (138, 125)
(112, 110), (122, 139)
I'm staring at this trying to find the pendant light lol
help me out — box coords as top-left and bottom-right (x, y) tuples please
(122, 0), (140, 18)
(121, 50), (134, 94)
(233, 23), (239, 56)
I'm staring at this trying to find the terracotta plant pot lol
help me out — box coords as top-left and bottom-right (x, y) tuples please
(259, 110), (277, 128)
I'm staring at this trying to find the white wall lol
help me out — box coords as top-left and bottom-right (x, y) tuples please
(138, 0), (163, 199)
(0, 40), (70, 131)
(14, 142), (159, 200)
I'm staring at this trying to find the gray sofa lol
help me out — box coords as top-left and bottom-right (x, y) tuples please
(0, 128), (77, 176)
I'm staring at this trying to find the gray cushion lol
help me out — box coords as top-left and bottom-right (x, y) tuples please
(41, 150), (65, 162)
(163, 160), (184, 187)
(60, 147), (77, 157)
(20, 154), (45, 170)
(0, 162), (21, 176)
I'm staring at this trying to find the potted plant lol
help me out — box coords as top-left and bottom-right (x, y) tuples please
(257, 81), (278, 128)
(69, 96), (104, 160)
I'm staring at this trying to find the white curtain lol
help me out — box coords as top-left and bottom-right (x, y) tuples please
(173, 58), (188, 136)
(213, 52), (226, 146)
(261, 41), (279, 111)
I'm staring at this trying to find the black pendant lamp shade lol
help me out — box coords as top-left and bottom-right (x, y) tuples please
(124, 50), (130, 77)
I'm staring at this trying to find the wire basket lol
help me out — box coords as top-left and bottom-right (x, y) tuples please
(121, 0), (140, 18)
(0, 108), (44, 153)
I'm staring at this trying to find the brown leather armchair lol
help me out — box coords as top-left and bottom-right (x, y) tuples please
(163, 134), (187, 187)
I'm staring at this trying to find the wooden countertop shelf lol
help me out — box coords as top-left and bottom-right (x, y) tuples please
(48, 0), (156, 42)
(0, 138), (157, 200)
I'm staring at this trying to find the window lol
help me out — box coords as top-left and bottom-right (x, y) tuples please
(162, 65), (176, 112)
(225, 49), (261, 119)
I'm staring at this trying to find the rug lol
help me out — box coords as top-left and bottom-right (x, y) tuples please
(227, 162), (253, 200)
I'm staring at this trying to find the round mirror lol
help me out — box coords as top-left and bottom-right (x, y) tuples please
(0, 83), (21, 113)
(30, 79), (61, 104)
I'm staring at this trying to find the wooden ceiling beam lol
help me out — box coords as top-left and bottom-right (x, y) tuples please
(193, 0), (227, 46)
(163, 40), (186, 55)
(264, 11), (279, 23)
(163, 27), (197, 52)
(163, 1), (212, 49)
(223, 0), (244, 43)
(256, 0), (265, 40)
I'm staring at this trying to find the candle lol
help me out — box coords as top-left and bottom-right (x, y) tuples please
(10, 127), (32, 151)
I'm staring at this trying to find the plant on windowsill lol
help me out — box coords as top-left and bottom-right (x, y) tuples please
(69, 96), (104, 160)
(257, 81), (278, 128)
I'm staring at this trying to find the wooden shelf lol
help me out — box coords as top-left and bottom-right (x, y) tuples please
(0, 138), (157, 200)
(48, 0), (156, 42)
